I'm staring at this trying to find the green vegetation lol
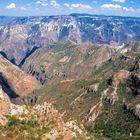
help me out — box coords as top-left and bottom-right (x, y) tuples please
(86, 101), (140, 140)
(0, 115), (51, 140)
(118, 79), (132, 100)
(34, 77), (105, 122)
(84, 46), (97, 60)
(20, 43), (140, 139)
(46, 42), (76, 52)
(74, 79), (99, 89)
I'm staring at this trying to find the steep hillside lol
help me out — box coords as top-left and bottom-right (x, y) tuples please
(0, 86), (88, 140)
(0, 55), (40, 98)
(30, 42), (140, 139)
(22, 43), (117, 84)
(0, 14), (140, 65)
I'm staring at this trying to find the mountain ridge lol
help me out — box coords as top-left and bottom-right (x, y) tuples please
(1, 13), (140, 18)
(0, 14), (140, 66)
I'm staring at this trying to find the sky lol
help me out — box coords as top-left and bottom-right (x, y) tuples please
(0, 0), (140, 17)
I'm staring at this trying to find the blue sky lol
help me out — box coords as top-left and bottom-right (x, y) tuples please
(0, 0), (140, 17)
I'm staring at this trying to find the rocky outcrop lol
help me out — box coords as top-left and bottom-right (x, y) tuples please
(128, 74), (140, 95)
(103, 70), (130, 105)
(27, 65), (48, 85)
(23, 95), (38, 105)
(0, 86), (11, 125)
(0, 101), (89, 140)
(85, 102), (103, 124)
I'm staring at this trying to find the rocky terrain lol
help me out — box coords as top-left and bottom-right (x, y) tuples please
(0, 55), (40, 98)
(0, 14), (140, 65)
(0, 40), (140, 139)
(29, 42), (140, 139)
(0, 86), (88, 140)
(0, 14), (140, 140)
(22, 43), (118, 84)
(1, 40), (140, 139)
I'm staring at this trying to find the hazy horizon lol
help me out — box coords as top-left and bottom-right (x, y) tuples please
(0, 13), (140, 19)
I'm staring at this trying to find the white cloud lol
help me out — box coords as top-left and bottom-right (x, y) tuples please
(101, 3), (135, 13)
(64, 3), (70, 8)
(50, 0), (60, 8)
(5, 3), (16, 9)
(36, 1), (48, 6)
(123, 7), (135, 12)
(64, 3), (92, 9)
(72, 4), (92, 9)
(113, 0), (126, 3)
(101, 4), (121, 9)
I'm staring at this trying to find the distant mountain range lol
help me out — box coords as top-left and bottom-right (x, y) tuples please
(0, 14), (140, 65)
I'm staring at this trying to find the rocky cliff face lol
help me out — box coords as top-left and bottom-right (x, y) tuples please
(0, 14), (140, 65)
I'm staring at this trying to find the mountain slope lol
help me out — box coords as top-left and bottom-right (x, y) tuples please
(0, 55), (40, 97)
(0, 86), (88, 140)
(29, 42), (140, 139)
(22, 43), (118, 84)
(0, 14), (140, 65)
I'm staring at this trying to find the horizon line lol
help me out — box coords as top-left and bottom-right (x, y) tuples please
(0, 13), (140, 19)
